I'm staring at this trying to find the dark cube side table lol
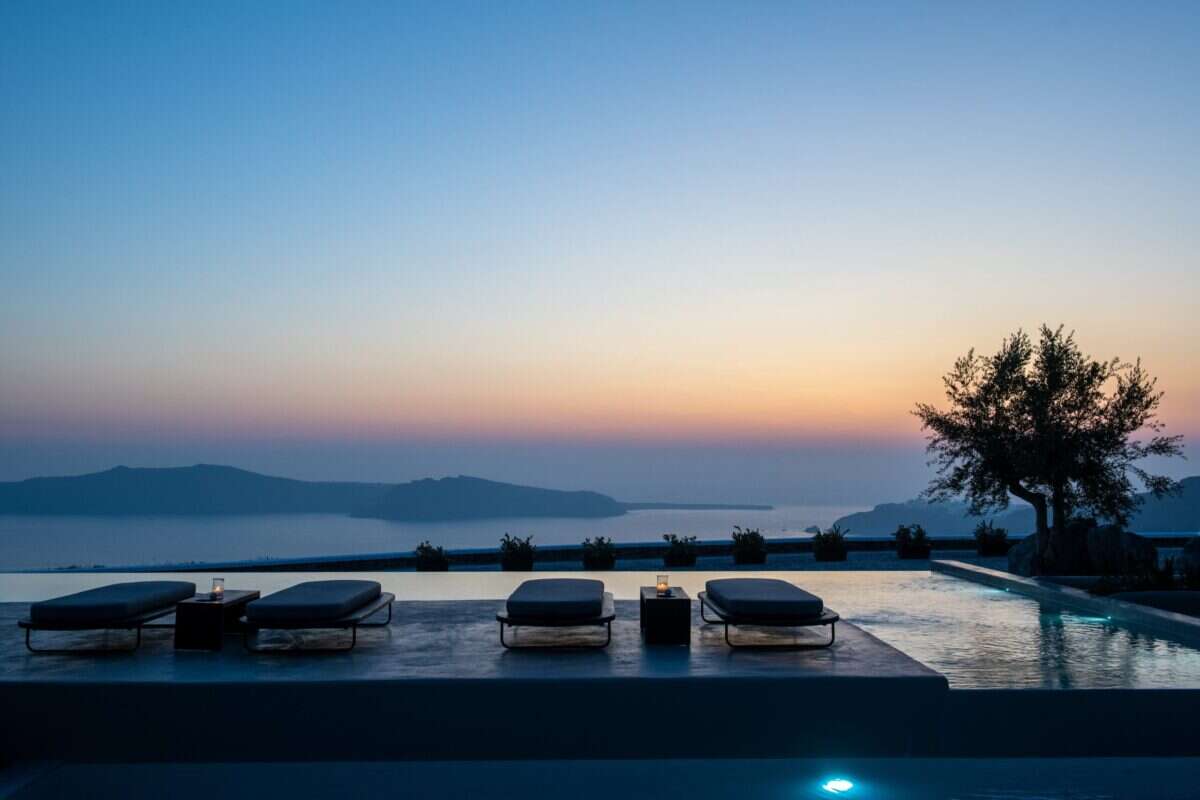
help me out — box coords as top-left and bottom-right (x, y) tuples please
(175, 590), (260, 651)
(640, 586), (691, 645)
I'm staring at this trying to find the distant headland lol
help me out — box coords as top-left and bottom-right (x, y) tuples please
(0, 465), (772, 520)
(832, 476), (1200, 535)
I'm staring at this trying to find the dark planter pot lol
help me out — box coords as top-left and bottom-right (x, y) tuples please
(897, 545), (932, 560)
(663, 553), (697, 568)
(976, 540), (1010, 557)
(582, 554), (616, 570)
(813, 547), (847, 562)
(415, 558), (449, 572)
(732, 551), (767, 565)
(501, 555), (535, 571)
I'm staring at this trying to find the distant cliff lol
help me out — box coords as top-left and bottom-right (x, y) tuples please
(353, 475), (626, 521)
(834, 476), (1200, 535)
(0, 465), (391, 515)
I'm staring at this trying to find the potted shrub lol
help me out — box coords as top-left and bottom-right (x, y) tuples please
(499, 533), (535, 571)
(973, 521), (1009, 556)
(1183, 555), (1200, 590)
(414, 540), (449, 572)
(581, 536), (616, 570)
(731, 525), (767, 565)
(812, 524), (848, 562)
(662, 533), (698, 567)
(895, 524), (932, 559)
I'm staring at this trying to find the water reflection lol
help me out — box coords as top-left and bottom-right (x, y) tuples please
(828, 573), (1200, 689)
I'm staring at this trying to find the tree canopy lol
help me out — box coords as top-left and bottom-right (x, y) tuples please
(914, 325), (1183, 571)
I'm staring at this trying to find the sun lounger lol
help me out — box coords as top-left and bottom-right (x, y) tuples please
(18, 581), (196, 653)
(241, 580), (394, 652)
(496, 578), (615, 648)
(698, 578), (838, 648)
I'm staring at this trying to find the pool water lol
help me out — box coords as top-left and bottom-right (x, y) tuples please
(812, 572), (1200, 689)
(4, 569), (1200, 689)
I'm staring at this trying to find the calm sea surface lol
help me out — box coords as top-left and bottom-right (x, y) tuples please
(0, 505), (864, 570)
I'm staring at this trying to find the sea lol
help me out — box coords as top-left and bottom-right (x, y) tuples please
(0, 505), (866, 570)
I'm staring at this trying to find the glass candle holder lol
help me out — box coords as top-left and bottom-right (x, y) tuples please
(210, 577), (225, 601)
(656, 575), (670, 596)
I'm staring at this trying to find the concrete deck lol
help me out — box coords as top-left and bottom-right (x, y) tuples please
(0, 599), (947, 762)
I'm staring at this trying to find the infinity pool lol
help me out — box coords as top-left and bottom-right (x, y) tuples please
(817, 572), (1200, 689)
(4, 569), (1199, 689)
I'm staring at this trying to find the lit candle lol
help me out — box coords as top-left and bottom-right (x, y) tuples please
(656, 575), (669, 596)
(211, 577), (225, 601)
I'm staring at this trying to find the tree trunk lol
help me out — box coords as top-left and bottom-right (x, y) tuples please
(1047, 486), (1069, 572)
(1009, 482), (1049, 573)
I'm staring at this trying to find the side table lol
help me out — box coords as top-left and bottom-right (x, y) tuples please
(639, 586), (691, 645)
(175, 590), (260, 651)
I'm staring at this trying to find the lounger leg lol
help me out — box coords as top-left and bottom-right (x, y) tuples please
(700, 597), (720, 624)
(500, 621), (512, 649)
(359, 600), (393, 628)
(724, 622), (836, 650)
(24, 626), (141, 655)
(499, 620), (610, 649)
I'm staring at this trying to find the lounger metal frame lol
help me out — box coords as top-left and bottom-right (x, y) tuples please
(240, 593), (395, 653)
(18, 605), (180, 654)
(496, 592), (615, 649)
(698, 591), (839, 649)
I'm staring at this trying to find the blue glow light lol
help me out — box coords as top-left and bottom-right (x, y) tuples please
(821, 778), (854, 794)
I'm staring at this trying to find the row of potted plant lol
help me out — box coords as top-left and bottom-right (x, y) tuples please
(413, 527), (766, 571)
(413, 520), (1011, 570)
(810, 520), (1008, 562)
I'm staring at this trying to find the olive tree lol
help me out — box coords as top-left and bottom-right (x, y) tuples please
(914, 325), (1182, 573)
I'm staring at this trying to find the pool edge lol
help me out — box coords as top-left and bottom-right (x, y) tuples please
(931, 559), (1200, 647)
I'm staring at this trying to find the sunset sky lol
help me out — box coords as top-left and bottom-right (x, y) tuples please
(2, 2), (1197, 502)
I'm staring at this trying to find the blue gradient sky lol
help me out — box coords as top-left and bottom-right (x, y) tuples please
(2, 2), (1197, 502)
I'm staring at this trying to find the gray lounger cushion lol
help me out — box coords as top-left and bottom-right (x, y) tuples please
(246, 580), (382, 624)
(506, 579), (604, 620)
(705, 578), (823, 620)
(30, 581), (196, 625)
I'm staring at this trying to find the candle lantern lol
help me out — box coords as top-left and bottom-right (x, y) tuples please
(656, 575), (670, 597)
(210, 577), (225, 601)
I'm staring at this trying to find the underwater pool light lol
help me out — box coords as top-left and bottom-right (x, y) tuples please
(821, 778), (854, 794)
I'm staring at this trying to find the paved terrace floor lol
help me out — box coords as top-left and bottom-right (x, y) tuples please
(0, 599), (937, 682)
(0, 598), (947, 762)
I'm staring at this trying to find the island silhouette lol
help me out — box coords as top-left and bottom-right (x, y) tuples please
(352, 475), (623, 521)
(0, 465), (771, 520)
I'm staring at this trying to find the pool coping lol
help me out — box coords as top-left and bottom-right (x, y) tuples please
(932, 559), (1200, 647)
